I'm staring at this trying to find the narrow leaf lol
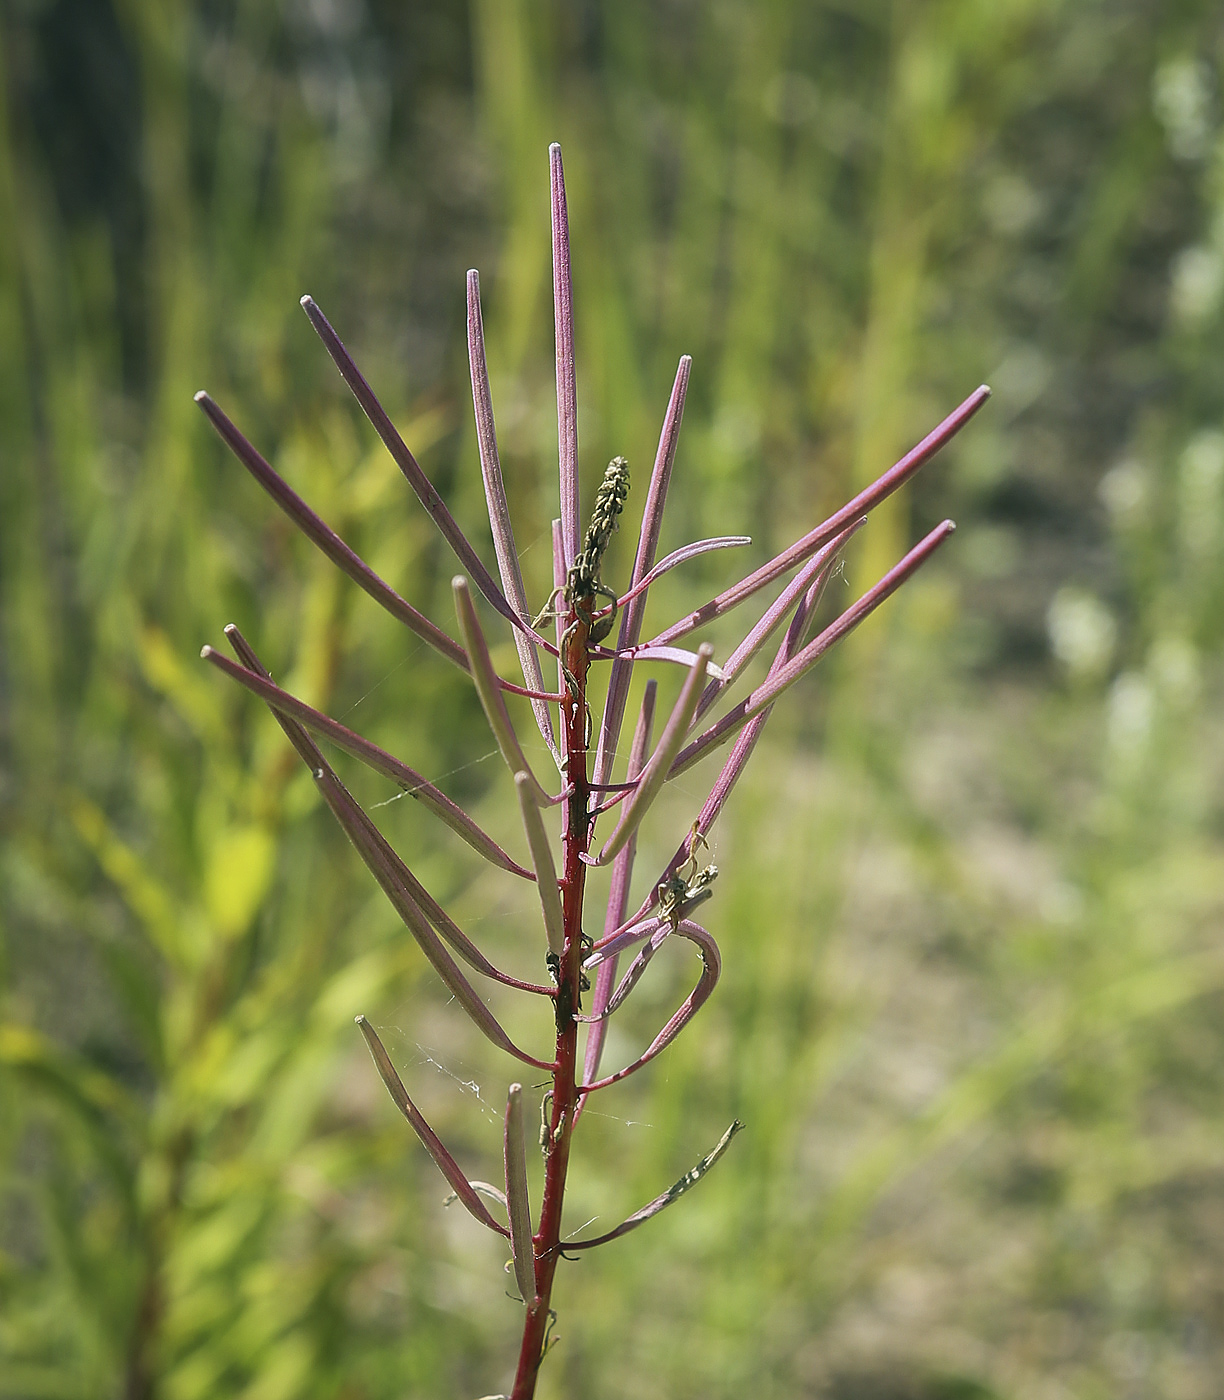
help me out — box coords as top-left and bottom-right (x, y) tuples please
(562, 1120), (744, 1251)
(590, 645), (713, 866)
(202, 643), (533, 879)
(515, 775), (565, 958)
(504, 1084), (536, 1303)
(194, 391), (466, 670)
(356, 1016), (509, 1237)
(453, 576), (554, 807)
(467, 270), (559, 758)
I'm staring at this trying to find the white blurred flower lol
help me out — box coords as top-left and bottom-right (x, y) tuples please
(1108, 672), (1154, 758)
(1098, 458), (1149, 523)
(1170, 245), (1224, 325)
(1178, 429), (1224, 555)
(1153, 55), (1214, 160)
(1047, 587), (1116, 681)
(1149, 635), (1200, 708)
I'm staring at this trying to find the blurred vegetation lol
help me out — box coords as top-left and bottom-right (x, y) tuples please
(4, 1), (1224, 1397)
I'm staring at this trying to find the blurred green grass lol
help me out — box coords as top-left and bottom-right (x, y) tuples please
(5, 2), (1224, 1397)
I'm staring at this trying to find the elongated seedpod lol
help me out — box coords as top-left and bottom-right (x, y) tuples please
(203, 643), (534, 879)
(315, 767), (552, 1070)
(648, 387), (988, 649)
(504, 1084), (535, 1303)
(453, 577), (555, 808)
(301, 296), (556, 663)
(356, 1016), (509, 1238)
(594, 356), (690, 788)
(590, 645), (713, 866)
(670, 521), (954, 777)
(194, 392), (467, 671)
(551, 144), (580, 569)
(219, 630), (547, 993)
(581, 681), (656, 1095)
(467, 270), (559, 759)
(515, 775), (565, 959)
(693, 521), (862, 721)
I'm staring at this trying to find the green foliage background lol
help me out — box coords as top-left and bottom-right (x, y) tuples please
(4, 1), (1224, 1396)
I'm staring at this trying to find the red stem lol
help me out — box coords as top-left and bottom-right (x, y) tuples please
(510, 610), (590, 1399)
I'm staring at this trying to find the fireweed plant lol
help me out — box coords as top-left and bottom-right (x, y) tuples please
(197, 145), (989, 1399)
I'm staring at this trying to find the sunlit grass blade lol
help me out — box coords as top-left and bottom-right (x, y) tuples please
(581, 681), (656, 1095)
(504, 1084), (536, 1303)
(670, 521), (956, 778)
(579, 920), (721, 1092)
(453, 576), (555, 807)
(561, 1120), (744, 1251)
(202, 641), (533, 879)
(356, 1016), (510, 1238)
(648, 387), (988, 649)
(588, 646), (712, 867)
(194, 391), (466, 670)
(316, 767), (552, 1070)
(468, 270), (559, 759)
(551, 144), (579, 569)
(515, 774), (564, 959)
(594, 356), (690, 787)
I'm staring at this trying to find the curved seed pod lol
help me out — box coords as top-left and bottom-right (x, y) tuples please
(589, 646), (712, 867)
(504, 1084), (536, 1304)
(589, 644), (725, 679)
(608, 535), (752, 615)
(356, 1016), (509, 1238)
(515, 775), (565, 958)
(443, 1181), (508, 1212)
(202, 642), (534, 880)
(194, 392), (467, 670)
(453, 577), (554, 808)
(580, 920), (721, 1093)
(561, 1120), (744, 1251)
